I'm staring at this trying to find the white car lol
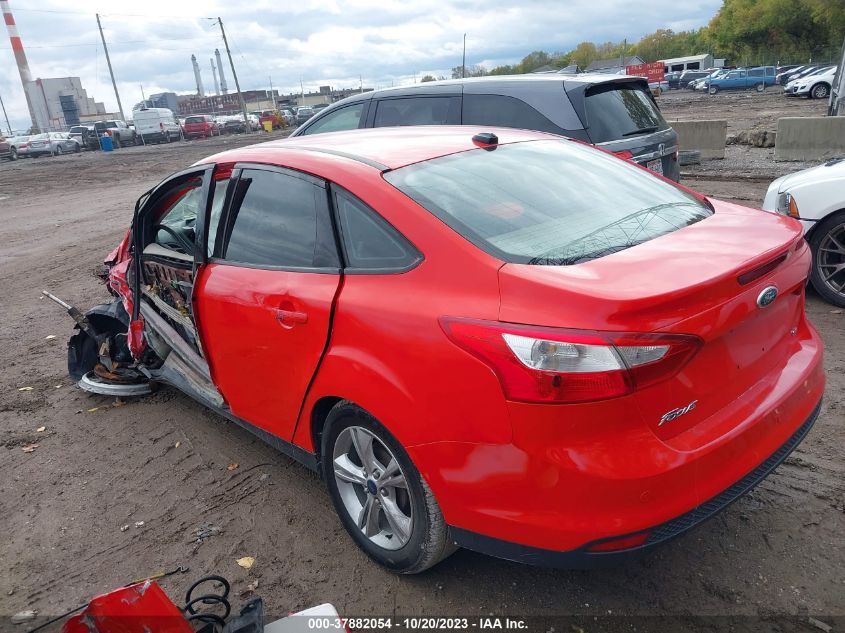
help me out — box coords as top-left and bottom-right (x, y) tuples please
(762, 157), (845, 306)
(784, 66), (836, 99)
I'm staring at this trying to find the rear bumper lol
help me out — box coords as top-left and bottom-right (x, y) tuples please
(449, 398), (822, 568)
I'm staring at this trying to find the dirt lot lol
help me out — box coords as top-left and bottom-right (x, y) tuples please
(1, 90), (843, 632)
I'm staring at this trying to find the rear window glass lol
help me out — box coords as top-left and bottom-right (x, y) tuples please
(384, 140), (712, 266)
(584, 84), (668, 143)
(69, 126), (86, 133)
(462, 94), (582, 139)
(374, 97), (459, 127)
(185, 116), (205, 124)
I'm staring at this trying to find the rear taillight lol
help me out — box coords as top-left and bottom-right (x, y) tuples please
(612, 150), (634, 160)
(439, 318), (701, 404)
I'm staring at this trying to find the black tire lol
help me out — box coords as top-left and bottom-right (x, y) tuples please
(810, 83), (830, 100)
(9, 147), (17, 161)
(54, 145), (63, 156)
(808, 211), (845, 307)
(708, 85), (719, 95)
(322, 401), (456, 574)
(113, 135), (120, 149)
(755, 83), (765, 92)
(74, 143), (81, 153)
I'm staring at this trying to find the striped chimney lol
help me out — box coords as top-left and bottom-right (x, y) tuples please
(1, 0), (37, 130)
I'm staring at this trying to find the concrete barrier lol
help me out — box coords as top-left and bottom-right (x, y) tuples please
(775, 117), (845, 161)
(667, 120), (726, 159)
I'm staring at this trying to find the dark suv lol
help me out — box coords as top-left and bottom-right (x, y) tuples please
(291, 74), (680, 181)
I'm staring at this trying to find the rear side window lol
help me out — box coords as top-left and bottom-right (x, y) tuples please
(220, 168), (338, 269)
(749, 68), (763, 77)
(384, 140), (712, 266)
(462, 94), (570, 137)
(334, 190), (421, 271)
(584, 84), (669, 143)
(300, 103), (365, 136)
(374, 97), (459, 127)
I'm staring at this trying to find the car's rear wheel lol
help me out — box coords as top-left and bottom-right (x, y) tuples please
(9, 147), (17, 161)
(811, 83), (830, 99)
(55, 145), (63, 156)
(809, 211), (845, 307)
(755, 83), (765, 92)
(322, 402), (456, 573)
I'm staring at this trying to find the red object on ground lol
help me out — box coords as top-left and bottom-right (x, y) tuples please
(63, 582), (193, 633)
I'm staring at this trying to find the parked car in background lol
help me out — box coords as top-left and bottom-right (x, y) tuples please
(692, 69), (727, 90)
(664, 72), (682, 89)
(311, 103), (331, 113)
(133, 107), (181, 143)
(222, 117), (248, 134)
(258, 110), (285, 130)
(785, 66), (837, 99)
(280, 108), (296, 126)
(6, 135), (30, 160)
(0, 136), (10, 160)
(763, 157), (845, 306)
(26, 132), (81, 157)
(295, 106), (315, 125)
(94, 120), (137, 147)
(776, 64), (811, 85)
(69, 126), (824, 572)
(292, 74), (681, 181)
(779, 64), (826, 86)
(678, 70), (710, 88)
(182, 114), (220, 139)
(68, 125), (99, 150)
(707, 66), (776, 93)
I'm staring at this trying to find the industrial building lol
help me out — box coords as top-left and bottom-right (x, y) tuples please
(26, 77), (107, 130)
(284, 85), (372, 108)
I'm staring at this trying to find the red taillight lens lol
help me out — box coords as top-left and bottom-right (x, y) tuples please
(613, 150), (634, 160)
(439, 318), (701, 404)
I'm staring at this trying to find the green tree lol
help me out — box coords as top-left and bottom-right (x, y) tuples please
(451, 64), (488, 79)
(570, 41), (598, 70)
(420, 74), (437, 82)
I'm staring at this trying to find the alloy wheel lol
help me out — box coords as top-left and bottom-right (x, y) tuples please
(332, 425), (414, 550)
(817, 223), (845, 300)
(812, 84), (829, 99)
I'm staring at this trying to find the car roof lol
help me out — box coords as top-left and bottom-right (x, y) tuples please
(202, 125), (562, 171)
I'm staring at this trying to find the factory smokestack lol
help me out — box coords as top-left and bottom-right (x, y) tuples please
(191, 54), (205, 96)
(1, 0), (37, 131)
(215, 49), (228, 94)
(210, 58), (220, 95)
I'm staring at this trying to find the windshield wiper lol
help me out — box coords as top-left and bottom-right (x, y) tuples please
(621, 125), (658, 137)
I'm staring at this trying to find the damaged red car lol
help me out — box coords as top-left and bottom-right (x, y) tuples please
(59, 126), (824, 573)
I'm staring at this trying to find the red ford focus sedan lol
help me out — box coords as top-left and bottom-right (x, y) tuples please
(63, 126), (824, 573)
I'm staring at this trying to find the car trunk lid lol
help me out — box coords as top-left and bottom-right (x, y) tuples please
(498, 200), (809, 444)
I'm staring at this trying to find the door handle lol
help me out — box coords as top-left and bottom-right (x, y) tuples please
(275, 309), (308, 326)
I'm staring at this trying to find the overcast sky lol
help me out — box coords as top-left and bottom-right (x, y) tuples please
(0, 0), (720, 131)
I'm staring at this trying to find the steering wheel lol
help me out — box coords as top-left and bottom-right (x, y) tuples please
(153, 224), (195, 255)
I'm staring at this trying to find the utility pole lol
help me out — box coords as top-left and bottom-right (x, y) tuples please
(218, 17), (249, 131)
(96, 14), (125, 121)
(0, 89), (11, 135)
(462, 33), (466, 78)
(268, 75), (274, 108)
(359, 74), (363, 94)
(140, 83), (145, 101)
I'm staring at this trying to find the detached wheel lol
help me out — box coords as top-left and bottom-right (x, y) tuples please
(809, 211), (845, 307)
(323, 402), (456, 573)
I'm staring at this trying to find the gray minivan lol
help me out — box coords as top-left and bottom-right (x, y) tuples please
(291, 74), (680, 181)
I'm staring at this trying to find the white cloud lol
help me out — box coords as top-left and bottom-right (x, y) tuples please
(0, 0), (720, 131)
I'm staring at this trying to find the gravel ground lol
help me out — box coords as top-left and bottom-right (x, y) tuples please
(0, 96), (843, 633)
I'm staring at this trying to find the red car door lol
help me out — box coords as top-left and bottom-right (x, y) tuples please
(193, 165), (341, 440)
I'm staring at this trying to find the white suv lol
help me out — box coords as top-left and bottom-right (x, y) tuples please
(762, 157), (845, 306)
(785, 66), (836, 99)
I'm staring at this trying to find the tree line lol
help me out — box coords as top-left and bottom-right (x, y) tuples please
(419, 0), (844, 81)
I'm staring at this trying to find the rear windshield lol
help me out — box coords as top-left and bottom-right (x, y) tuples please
(584, 84), (669, 143)
(185, 116), (205, 124)
(384, 140), (712, 265)
(69, 127), (86, 133)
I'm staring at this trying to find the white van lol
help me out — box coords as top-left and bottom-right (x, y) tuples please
(132, 107), (181, 144)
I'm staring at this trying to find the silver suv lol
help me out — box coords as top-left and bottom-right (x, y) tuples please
(291, 74), (680, 181)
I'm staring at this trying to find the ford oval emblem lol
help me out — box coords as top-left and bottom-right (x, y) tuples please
(757, 286), (778, 308)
